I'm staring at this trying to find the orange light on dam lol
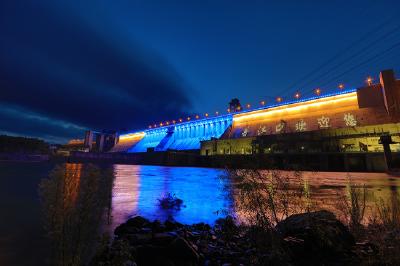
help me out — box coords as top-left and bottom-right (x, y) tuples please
(233, 92), (358, 124)
(119, 132), (146, 141)
(68, 139), (84, 145)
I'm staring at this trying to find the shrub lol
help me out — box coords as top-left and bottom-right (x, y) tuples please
(158, 193), (184, 210)
(335, 175), (367, 233)
(221, 169), (308, 230)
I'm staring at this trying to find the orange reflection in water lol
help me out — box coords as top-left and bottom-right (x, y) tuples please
(64, 163), (82, 207)
(230, 170), (400, 225)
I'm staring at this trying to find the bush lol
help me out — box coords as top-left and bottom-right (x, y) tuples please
(221, 169), (309, 230)
(158, 193), (184, 210)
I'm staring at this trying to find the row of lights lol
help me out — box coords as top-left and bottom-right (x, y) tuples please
(148, 77), (374, 129)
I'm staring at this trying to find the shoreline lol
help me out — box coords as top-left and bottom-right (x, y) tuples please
(93, 211), (397, 266)
(0, 153), (49, 162)
(64, 150), (399, 173)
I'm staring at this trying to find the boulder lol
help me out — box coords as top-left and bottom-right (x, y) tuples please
(164, 219), (183, 231)
(192, 222), (211, 231)
(114, 223), (140, 237)
(135, 245), (171, 266)
(125, 233), (153, 245)
(126, 216), (150, 228)
(151, 219), (166, 233)
(276, 210), (355, 265)
(168, 237), (200, 261)
(152, 232), (176, 246)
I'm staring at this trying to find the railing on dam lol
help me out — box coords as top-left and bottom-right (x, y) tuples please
(114, 115), (233, 152)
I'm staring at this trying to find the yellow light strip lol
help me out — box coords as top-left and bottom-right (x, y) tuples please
(68, 139), (84, 145)
(233, 92), (358, 123)
(119, 132), (146, 141)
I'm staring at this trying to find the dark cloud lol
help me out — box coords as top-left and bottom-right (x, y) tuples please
(0, 104), (85, 143)
(0, 1), (191, 142)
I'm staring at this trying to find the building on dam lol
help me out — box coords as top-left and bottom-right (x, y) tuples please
(81, 69), (400, 170)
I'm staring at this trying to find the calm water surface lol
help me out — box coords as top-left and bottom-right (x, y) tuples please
(0, 162), (399, 266)
(109, 165), (229, 230)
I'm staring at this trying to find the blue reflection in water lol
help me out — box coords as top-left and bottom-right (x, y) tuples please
(111, 165), (230, 228)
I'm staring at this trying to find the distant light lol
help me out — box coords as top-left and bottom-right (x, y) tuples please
(276, 97), (282, 103)
(149, 125), (152, 129)
(294, 92), (301, 99)
(366, 76), (373, 86)
(172, 120), (176, 124)
(314, 88), (321, 96)
(227, 108), (231, 113)
(215, 111), (219, 115)
(160, 122), (163, 126)
(195, 115), (199, 119)
(179, 118), (183, 122)
(260, 100), (265, 106)
(205, 113), (209, 117)
(246, 104), (251, 109)
(187, 117), (191, 121)
(338, 83), (345, 90)
(153, 124), (157, 127)
(236, 106), (241, 111)
(166, 121), (170, 125)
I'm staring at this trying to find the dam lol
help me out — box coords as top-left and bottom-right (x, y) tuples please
(108, 115), (233, 152)
(77, 69), (400, 171)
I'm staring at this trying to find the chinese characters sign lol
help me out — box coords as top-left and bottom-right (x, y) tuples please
(239, 113), (358, 137)
(257, 125), (267, 136)
(241, 127), (249, 137)
(276, 120), (287, 133)
(317, 116), (330, 128)
(344, 113), (357, 126)
(295, 119), (307, 132)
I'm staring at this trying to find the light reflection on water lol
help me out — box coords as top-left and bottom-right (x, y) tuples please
(297, 171), (400, 213)
(109, 166), (400, 228)
(110, 165), (230, 229)
(1, 162), (400, 266)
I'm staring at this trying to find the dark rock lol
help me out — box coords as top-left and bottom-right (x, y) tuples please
(168, 237), (200, 261)
(355, 241), (378, 256)
(151, 220), (166, 233)
(136, 245), (171, 266)
(214, 216), (238, 239)
(276, 210), (355, 265)
(192, 222), (211, 231)
(139, 227), (152, 234)
(122, 260), (137, 266)
(165, 219), (183, 231)
(114, 223), (140, 237)
(125, 233), (153, 245)
(167, 231), (178, 237)
(126, 216), (150, 228)
(282, 236), (306, 260)
(152, 232), (176, 246)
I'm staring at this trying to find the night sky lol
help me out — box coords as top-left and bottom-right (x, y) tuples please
(1, 0), (400, 143)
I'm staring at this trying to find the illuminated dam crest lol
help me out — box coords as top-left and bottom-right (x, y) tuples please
(111, 115), (233, 152)
(111, 89), (360, 153)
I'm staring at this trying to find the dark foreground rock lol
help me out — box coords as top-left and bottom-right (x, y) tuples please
(276, 210), (355, 265)
(92, 213), (358, 266)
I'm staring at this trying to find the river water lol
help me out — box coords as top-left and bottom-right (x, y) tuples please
(0, 162), (399, 265)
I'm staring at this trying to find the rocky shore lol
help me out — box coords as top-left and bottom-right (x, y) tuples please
(90, 210), (378, 266)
